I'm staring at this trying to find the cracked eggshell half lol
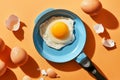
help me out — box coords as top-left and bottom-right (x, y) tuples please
(102, 38), (115, 48)
(6, 15), (20, 31)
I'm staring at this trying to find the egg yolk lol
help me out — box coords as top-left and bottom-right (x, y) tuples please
(51, 22), (69, 39)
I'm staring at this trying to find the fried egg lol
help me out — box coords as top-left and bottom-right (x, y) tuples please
(39, 16), (75, 49)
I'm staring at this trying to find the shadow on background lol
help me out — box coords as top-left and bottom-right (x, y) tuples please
(0, 69), (17, 80)
(104, 44), (117, 51)
(13, 21), (27, 41)
(47, 22), (96, 72)
(83, 23), (96, 59)
(91, 8), (118, 50)
(20, 55), (40, 78)
(88, 63), (108, 80)
(98, 28), (111, 39)
(91, 8), (119, 29)
(47, 60), (82, 72)
(0, 45), (17, 68)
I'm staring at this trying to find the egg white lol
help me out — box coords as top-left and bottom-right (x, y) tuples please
(40, 16), (75, 49)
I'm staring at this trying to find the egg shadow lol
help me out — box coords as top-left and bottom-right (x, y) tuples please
(47, 22), (96, 72)
(98, 28), (111, 39)
(104, 44), (117, 51)
(91, 8), (118, 50)
(0, 69), (17, 80)
(20, 55), (40, 78)
(13, 21), (27, 41)
(91, 8), (119, 29)
(0, 45), (17, 68)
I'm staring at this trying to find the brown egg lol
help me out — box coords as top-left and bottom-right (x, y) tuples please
(0, 60), (7, 76)
(10, 46), (28, 66)
(0, 38), (5, 52)
(47, 68), (59, 78)
(81, 0), (102, 16)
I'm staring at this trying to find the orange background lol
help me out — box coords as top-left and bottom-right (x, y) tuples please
(0, 0), (120, 80)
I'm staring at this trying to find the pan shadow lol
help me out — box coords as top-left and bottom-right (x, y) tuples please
(83, 23), (96, 59)
(47, 60), (82, 72)
(0, 45), (17, 68)
(0, 69), (17, 80)
(91, 8), (119, 29)
(20, 55), (40, 78)
(47, 22), (96, 72)
(13, 21), (27, 41)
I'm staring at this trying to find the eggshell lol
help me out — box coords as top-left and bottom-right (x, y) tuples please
(102, 38), (115, 48)
(94, 24), (104, 34)
(81, 0), (102, 16)
(0, 38), (5, 52)
(39, 77), (44, 80)
(41, 69), (47, 76)
(10, 46), (28, 66)
(22, 75), (31, 80)
(0, 60), (7, 76)
(47, 68), (59, 78)
(6, 15), (20, 31)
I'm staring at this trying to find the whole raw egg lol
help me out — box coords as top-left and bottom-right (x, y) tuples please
(81, 0), (102, 16)
(10, 46), (28, 66)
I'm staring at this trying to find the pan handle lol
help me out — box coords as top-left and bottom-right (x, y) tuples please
(75, 52), (106, 80)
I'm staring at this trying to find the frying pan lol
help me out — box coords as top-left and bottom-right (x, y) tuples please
(33, 8), (106, 80)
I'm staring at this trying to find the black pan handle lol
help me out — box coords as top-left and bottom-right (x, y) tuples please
(78, 57), (106, 80)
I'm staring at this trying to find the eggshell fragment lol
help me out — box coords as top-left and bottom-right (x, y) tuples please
(46, 68), (59, 78)
(102, 38), (115, 48)
(0, 38), (5, 52)
(94, 24), (104, 34)
(39, 77), (44, 80)
(22, 75), (31, 80)
(10, 46), (28, 66)
(0, 60), (7, 76)
(6, 15), (20, 31)
(41, 69), (47, 76)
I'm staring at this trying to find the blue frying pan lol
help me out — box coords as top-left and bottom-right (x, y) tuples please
(33, 8), (106, 80)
